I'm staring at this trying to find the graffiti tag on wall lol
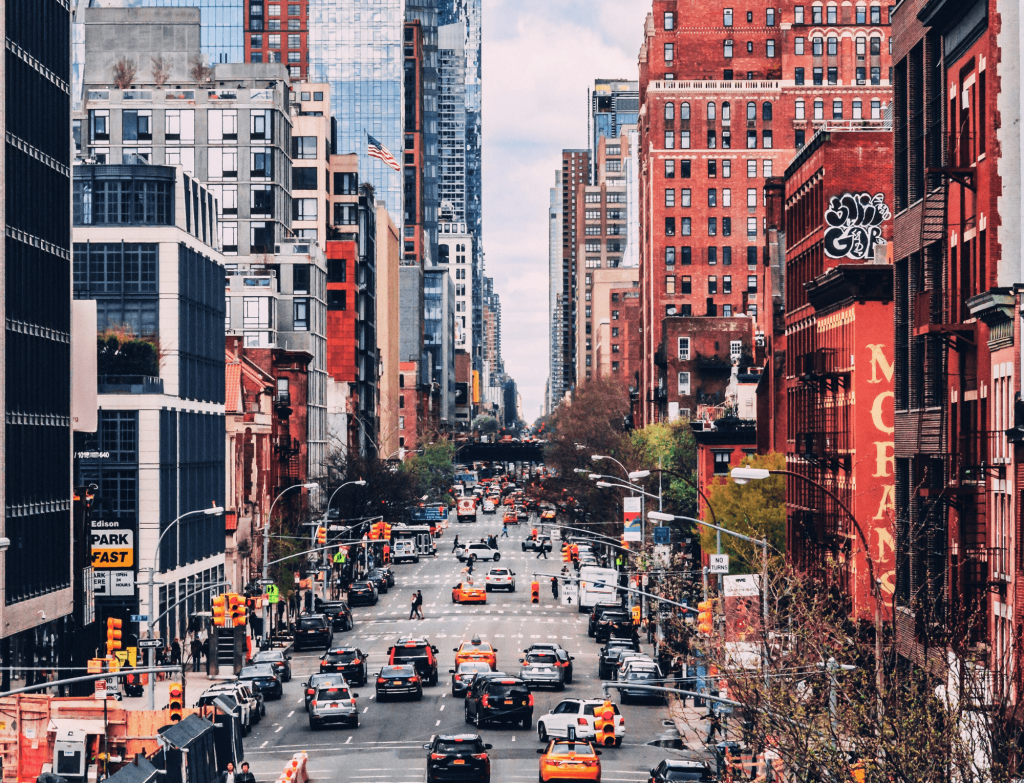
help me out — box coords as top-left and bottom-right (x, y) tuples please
(823, 192), (891, 260)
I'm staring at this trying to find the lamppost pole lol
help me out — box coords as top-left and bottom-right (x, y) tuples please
(145, 505), (224, 710)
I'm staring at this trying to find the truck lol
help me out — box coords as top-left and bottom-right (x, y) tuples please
(392, 524), (436, 562)
(577, 566), (620, 613)
(456, 497), (477, 523)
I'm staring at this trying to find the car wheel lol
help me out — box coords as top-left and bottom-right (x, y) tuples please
(521, 544), (526, 552)
(493, 553), (500, 562)
(614, 737), (622, 747)
(510, 584), (516, 592)
(416, 689), (423, 700)
(566, 672), (572, 684)
(352, 716), (359, 728)
(377, 691), (385, 703)
(556, 681), (565, 691)
(465, 706), (472, 724)
(485, 586), (491, 592)
(597, 666), (606, 680)
(538, 723), (548, 742)
(521, 715), (531, 730)
(309, 720), (318, 730)
(452, 595), (458, 603)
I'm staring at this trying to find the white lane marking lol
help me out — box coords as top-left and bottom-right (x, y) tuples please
(511, 734), (516, 742)
(260, 741), (268, 748)
(439, 704), (445, 711)
(287, 711), (295, 717)
(363, 707), (368, 713)
(297, 698), (304, 704)
(345, 736), (353, 744)
(275, 726), (283, 733)
(435, 719), (441, 726)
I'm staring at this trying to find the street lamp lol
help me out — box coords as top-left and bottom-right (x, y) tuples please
(145, 505), (224, 709)
(317, 480), (367, 603)
(262, 483), (318, 644)
(591, 454), (629, 478)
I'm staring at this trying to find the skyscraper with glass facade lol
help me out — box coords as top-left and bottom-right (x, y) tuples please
(122, 0), (244, 63)
(308, 0), (405, 230)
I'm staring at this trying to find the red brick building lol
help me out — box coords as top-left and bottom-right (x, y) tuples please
(890, 0), (1021, 676)
(245, 0), (308, 80)
(695, 417), (758, 524)
(781, 126), (896, 623)
(637, 0), (894, 424)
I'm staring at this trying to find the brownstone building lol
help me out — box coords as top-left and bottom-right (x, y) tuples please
(245, 0), (308, 81)
(637, 0), (894, 423)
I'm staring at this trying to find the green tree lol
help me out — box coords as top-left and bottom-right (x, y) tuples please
(627, 420), (699, 520)
(701, 451), (785, 570)
(471, 414), (498, 435)
(403, 440), (456, 501)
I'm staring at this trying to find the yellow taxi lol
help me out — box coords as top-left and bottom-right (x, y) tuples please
(541, 509), (556, 521)
(453, 637), (498, 669)
(452, 581), (487, 604)
(537, 739), (602, 782)
(503, 511), (518, 525)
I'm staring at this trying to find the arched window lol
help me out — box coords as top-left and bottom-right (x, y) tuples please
(762, 102), (773, 120)
(747, 101), (756, 120)
(665, 102), (675, 121)
(721, 102), (731, 123)
(707, 102), (716, 121)
(680, 102), (690, 120)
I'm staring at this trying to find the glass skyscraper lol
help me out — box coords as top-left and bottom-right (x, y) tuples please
(309, 0), (405, 230)
(123, 0), (245, 64)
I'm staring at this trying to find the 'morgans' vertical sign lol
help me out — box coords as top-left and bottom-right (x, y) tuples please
(864, 343), (896, 597)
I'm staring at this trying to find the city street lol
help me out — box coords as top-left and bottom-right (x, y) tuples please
(242, 507), (681, 783)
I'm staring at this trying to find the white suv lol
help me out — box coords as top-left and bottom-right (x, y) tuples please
(536, 698), (625, 745)
(484, 567), (515, 592)
(456, 542), (501, 562)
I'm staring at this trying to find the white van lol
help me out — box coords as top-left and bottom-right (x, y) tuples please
(578, 566), (619, 613)
(392, 539), (420, 563)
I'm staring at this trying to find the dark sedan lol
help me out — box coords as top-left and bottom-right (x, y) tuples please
(252, 650), (292, 682)
(348, 581), (379, 606)
(237, 664), (283, 700)
(295, 615), (333, 651)
(320, 601), (354, 631)
(376, 664), (423, 701)
(320, 646), (368, 685)
(450, 661), (492, 697)
(366, 568), (392, 594)
(424, 734), (492, 783)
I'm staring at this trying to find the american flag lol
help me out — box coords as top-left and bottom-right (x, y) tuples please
(367, 134), (400, 172)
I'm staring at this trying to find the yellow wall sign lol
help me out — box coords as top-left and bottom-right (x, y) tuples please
(91, 529), (134, 568)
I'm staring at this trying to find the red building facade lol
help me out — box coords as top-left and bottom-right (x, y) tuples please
(637, 0), (893, 424)
(245, 0), (308, 80)
(783, 129), (895, 620)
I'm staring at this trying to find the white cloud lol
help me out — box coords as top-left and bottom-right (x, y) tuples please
(482, 0), (648, 420)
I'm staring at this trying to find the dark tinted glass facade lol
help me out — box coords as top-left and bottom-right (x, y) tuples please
(5, 0), (74, 604)
(178, 244), (226, 403)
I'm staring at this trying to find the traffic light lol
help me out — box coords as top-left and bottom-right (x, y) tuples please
(105, 618), (122, 654)
(594, 700), (617, 747)
(317, 525), (327, 545)
(531, 580), (539, 604)
(562, 544), (571, 562)
(631, 605), (641, 626)
(383, 522), (392, 540)
(168, 682), (183, 722)
(620, 536), (630, 550)
(212, 595), (227, 627)
(231, 594), (247, 627)
(697, 600), (714, 635)
(368, 522), (380, 541)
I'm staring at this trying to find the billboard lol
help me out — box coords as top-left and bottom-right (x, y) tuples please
(90, 523), (135, 568)
(623, 497), (642, 542)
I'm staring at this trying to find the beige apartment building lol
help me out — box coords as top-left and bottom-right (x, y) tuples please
(290, 84), (332, 249)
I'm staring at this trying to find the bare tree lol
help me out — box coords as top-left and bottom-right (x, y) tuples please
(111, 57), (137, 89)
(190, 54), (212, 84)
(151, 56), (171, 87)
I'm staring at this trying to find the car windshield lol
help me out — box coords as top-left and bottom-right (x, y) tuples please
(435, 739), (484, 754)
(601, 611), (630, 621)
(300, 618), (325, 629)
(310, 675), (338, 687)
(254, 651), (284, 662)
(326, 650), (359, 662)
(351, 582), (371, 590)
(626, 670), (657, 680)
(526, 653), (558, 665)
(549, 742), (596, 757)
(458, 662), (491, 673)
(239, 665), (275, 678)
(316, 687), (351, 700)
(382, 665), (415, 677)
(461, 642), (491, 651)
(665, 770), (711, 781)
(583, 703), (621, 716)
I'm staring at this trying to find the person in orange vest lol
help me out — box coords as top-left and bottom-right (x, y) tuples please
(531, 527), (538, 540)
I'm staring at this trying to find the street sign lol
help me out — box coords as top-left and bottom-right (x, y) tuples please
(130, 614), (148, 622)
(708, 554), (730, 574)
(138, 638), (163, 649)
(257, 578), (275, 586)
(653, 526), (671, 545)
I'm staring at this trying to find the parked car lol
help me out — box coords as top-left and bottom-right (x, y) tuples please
(597, 639), (641, 680)
(252, 649), (292, 682)
(617, 661), (666, 704)
(594, 609), (635, 643)
(237, 664), (283, 701)
(647, 759), (715, 782)
(588, 603), (624, 637)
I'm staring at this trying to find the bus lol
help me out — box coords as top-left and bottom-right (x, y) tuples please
(577, 566), (620, 613)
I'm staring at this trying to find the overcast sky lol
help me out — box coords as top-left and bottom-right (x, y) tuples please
(481, 0), (649, 423)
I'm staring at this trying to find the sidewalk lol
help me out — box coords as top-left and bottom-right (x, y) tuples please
(119, 666), (235, 711)
(667, 696), (742, 750)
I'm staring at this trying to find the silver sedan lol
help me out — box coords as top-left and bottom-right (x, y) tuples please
(518, 652), (565, 690)
(308, 684), (360, 729)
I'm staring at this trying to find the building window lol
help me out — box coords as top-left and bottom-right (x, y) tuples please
(665, 131), (675, 149)
(666, 276), (676, 294)
(292, 198), (317, 221)
(612, 310), (619, 320)
(708, 188), (717, 208)
(762, 160), (773, 178)
(812, 5), (822, 23)
(795, 99), (805, 120)
(871, 66), (881, 85)
(665, 217), (676, 236)
(724, 8), (733, 26)
(681, 275), (692, 294)
(665, 102), (675, 121)
(664, 11), (675, 29)
(723, 217), (732, 236)
(748, 275), (758, 293)
(747, 160), (757, 178)
(795, 5), (805, 23)
(292, 136), (317, 159)
(813, 67), (823, 85)
(827, 36), (838, 56)
(713, 451), (732, 474)
(708, 217), (718, 236)
(681, 247), (692, 265)
(664, 43), (674, 62)
(293, 298), (308, 330)
(665, 188), (675, 208)
(680, 131), (690, 149)
(664, 159), (675, 178)
(871, 99), (881, 120)
(795, 67), (805, 85)
(833, 99), (843, 119)
(795, 37), (804, 56)
(747, 218), (757, 238)
(723, 275), (732, 294)
(723, 304), (732, 317)
(678, 336), (690, 360)
(814, 100), (824, 120)
(871, 5), (881, 23)
(681, 189), (691, 207)
(766, 39), (775, 57)
(681, 217), (691, 236)
(678, 371), (691, 396)
(724, 39), (734, 58)
(665, 246), (676, 266)
(708, 276), (718, 294)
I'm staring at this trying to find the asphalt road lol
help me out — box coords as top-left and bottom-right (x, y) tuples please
(242, 507), (678, 783)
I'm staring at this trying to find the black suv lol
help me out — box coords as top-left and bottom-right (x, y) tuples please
(595, 609), (635, 643)
(588, 603), (623, 637)
(424, 734), (492, 783)
(320, 646), (368, 685)
(598, 638), (640, 679)
(295, 615), (332, 651)
(320, 601), (353, 631)
(366, 568), (391, 594)
(464, 674), (533, 729)
(388, 638), (440, 685)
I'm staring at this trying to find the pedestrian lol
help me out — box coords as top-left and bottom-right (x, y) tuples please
(170, 637), (181, 666)
(409, 592), (418, 620)
(536, 541), (548, 559)
(190, 637), (202, 672)
(200, 637), (209, 671)
(501, 523), (508, 538)
(467, 556), (474, 574)
(415, 590), (424, 620)
(551, 577), (559, 599)
(452, 535), (460, 554)
(236, 763), (256, 783)
(706, 710), (723, 744)
(219, 762), (236, 783)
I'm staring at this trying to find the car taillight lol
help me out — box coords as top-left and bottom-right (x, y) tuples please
(377, 677), (387, 684)
(351, 659), (361, 665)
(310, 701), (317, 708)
(528, 694), (534, 706)
(306, 688), (314, 695)
(430, 754), (445, 760)
(410, 675), (420, 682)
(471, 754), (487, 760)
(583, 759), (597, 767)
(481, 694), (489, 707)
(577, 718), (588, 725)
